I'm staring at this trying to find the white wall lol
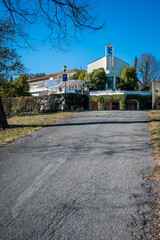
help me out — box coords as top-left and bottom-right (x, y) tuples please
(107, 57), (129, 77)
(87, 56), (129, 77)
(87, 57), (106, 73)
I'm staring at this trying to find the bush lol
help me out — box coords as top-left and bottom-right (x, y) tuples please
(2, 94), (89, 115)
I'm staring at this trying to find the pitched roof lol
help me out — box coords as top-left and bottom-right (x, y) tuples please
(27, 69), (80, 83)
(88, 56), (129, 65)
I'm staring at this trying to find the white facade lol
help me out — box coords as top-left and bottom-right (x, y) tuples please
(87, 45), (129, 90)
(46, 80), (84, 94)
(28, 69), (81, 96)
(29, 79), (84, 96)
(29, 81), (49, 96)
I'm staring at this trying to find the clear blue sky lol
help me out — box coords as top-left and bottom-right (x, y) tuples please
(17, 0), (160, 75)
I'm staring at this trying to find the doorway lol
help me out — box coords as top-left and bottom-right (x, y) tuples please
(128, 100), (139, 110)
(106, 100), (120, 110)
(90, 101), (98, 110)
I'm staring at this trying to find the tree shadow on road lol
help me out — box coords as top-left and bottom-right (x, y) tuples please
(8, 119), (160, 129)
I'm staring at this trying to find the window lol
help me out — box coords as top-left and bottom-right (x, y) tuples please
(107, 47), (112, 56)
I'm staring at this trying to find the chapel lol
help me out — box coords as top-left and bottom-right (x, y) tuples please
(87, 45), (129, 90)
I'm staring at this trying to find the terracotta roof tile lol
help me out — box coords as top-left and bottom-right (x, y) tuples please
(27, 69), (80, 82)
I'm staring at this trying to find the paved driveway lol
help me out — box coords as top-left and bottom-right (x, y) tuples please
(0, 111), (157, 240)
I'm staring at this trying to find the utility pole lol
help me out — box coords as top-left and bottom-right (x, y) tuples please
(63, 65), (67, 93)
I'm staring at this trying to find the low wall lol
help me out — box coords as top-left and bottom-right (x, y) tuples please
(90, 94), (152, 110)
(2, 94), (89, 115)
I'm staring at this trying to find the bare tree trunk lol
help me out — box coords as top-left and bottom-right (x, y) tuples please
(0, 97), (8, 129)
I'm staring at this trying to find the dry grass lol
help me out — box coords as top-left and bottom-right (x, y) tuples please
(148, 110), (160, 181)
(148, 110), (160, 239)
(0, 112), (76, 147)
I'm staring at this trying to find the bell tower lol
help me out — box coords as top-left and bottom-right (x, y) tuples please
(106, 44), (114, 69)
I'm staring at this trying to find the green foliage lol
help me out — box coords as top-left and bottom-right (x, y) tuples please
(0, 45), (25, 84)
(116, 77), (121, 90)
(14, 74), (30, 97)
(90, 95), (126, 110)
(141, 85), (150, 91)
(117, 66), (139, 90)
(29, 73), (46, 78)
(125, 94), (151, 110)
(69, 70), (87, 80)
(0, 81), (15, 98)
(0, 74), (30, 97)
(85, 68), (107, 90)
(134, 56), (138, 71)
(90, 94), (152, 110)
(2, 97), (39, 115)
(0, 21), (26, 96)
(2, 94), (89, 115)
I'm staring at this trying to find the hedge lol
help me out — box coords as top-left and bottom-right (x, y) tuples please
(2, 94), (89, 115)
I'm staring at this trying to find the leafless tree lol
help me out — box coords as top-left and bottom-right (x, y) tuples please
(137, 53), (160, 89)
(0, 0), (104, 48)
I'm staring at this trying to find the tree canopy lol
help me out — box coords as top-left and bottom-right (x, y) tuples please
(14, 74), (30, 97)
(29, 73), (46, 79)
(0, 46), (24, 84)
(0, 74), (30, 98)
(0, 23), (26, 128)
(116, 66), (139, 90)
(85, 68), (107, 90)
(70, 70), (87, 80)
(0, 17), (25, 84)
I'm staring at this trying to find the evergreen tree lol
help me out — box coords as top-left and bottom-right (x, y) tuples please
(117, 66), (139, 90)
(70, 70), (87, 80)
(85, 68), (107, 90)
(134, 56), (137, 71)
(14, 74), (30, 97)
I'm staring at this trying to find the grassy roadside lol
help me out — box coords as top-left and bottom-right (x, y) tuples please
(148, 110), (160, 181)
(147, 110), (160, 237)
(0, 112), (76, 147)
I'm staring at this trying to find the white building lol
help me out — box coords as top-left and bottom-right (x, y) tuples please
(87, 45), (129, 90)
(46, 79), (84, 94)
(27, 69), (83, 96)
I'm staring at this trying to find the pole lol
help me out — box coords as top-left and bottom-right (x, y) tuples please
(65, 81), (66, 93)
(63, 65), (67, 93)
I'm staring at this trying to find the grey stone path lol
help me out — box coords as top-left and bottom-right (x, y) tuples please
(0, 111), (157, 239)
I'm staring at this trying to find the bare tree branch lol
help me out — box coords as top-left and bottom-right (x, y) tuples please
(137, 53), (160, 89)
(0, 0), (104, 48)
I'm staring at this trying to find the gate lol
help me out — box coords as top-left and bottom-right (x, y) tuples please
(90, 101), (98, 110)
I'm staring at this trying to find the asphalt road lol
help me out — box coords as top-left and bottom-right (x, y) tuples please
(0, 111), (158, 240)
